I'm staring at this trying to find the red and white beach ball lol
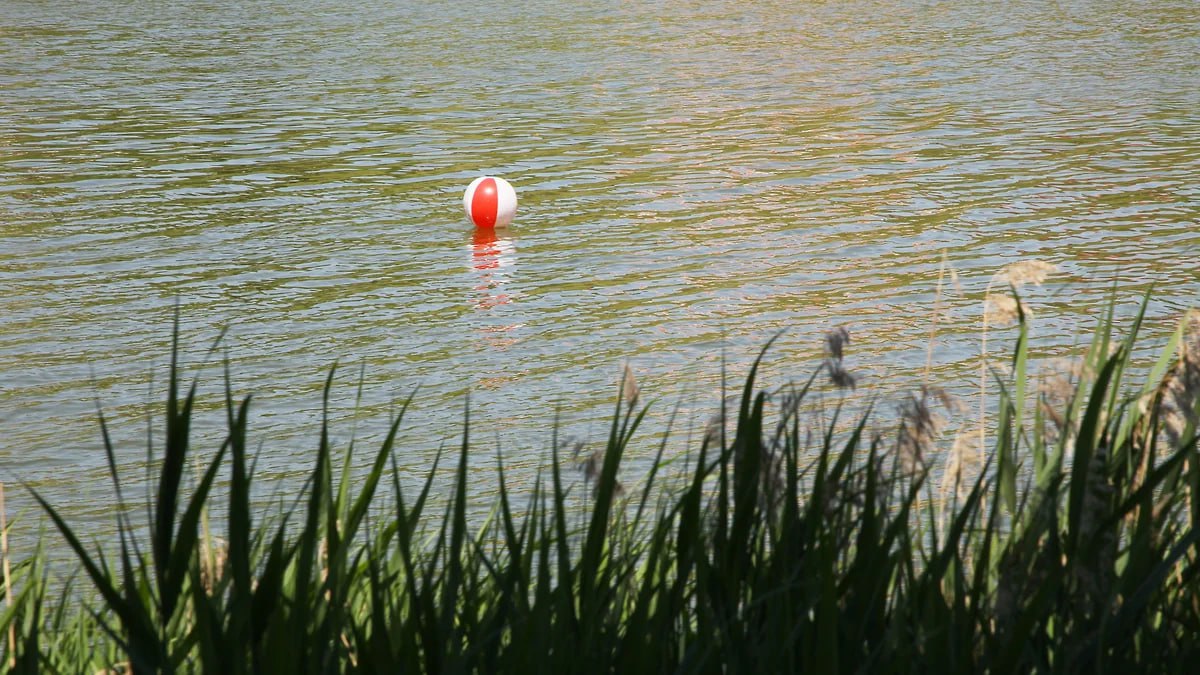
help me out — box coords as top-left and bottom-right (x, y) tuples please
(463, 176), (517, 229)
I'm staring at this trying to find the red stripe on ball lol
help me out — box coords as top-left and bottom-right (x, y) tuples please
(470, 177), (499, 228)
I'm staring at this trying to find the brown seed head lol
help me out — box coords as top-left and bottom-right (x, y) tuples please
(621, 363), (640, 409)
(824, 326), (851, 361)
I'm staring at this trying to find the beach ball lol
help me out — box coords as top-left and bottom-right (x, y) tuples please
(463, 176), (517, 229)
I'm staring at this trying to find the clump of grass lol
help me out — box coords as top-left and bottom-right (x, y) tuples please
(3, 297), (1200, 673)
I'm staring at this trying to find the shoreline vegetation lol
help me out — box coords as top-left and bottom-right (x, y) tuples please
(3, 286), (1200, 673)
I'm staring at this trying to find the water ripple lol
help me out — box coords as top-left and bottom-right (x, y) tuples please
(2, 0), (1198, 528)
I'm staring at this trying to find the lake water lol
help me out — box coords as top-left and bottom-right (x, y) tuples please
(2, 0), (1199, 532)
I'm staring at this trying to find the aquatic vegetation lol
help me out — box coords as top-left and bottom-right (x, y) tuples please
(3, 298), (1200, 673)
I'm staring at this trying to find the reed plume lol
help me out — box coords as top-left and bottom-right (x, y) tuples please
(621, 362), (640, 410)
(980, 260), (1058, 460)
(823, 325), (857, 390)
(939, 432), (980, 506)
(570, 437), (624, 497)
(992, 260), (1056, 287)
(1159, 309), (1200, 449)
(984, 294), (1032, 327)
(895, 385), (960, 475)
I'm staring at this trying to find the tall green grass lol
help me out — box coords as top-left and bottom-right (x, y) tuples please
(3, 301), (1200, 673)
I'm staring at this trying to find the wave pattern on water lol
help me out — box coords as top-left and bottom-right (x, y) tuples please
(1, 0), (1199, 523)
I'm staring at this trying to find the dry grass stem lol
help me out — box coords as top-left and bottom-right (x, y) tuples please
(1, 482), (13, 671)
(199, 537), (229, 594)
(924, 252), (956, 382)
(939, 433), (981, 506)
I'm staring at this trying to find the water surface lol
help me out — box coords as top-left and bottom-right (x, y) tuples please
(2, 0), (1198, 529)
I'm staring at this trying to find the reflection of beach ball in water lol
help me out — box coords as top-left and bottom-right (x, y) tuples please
(463, 176), (517, 228)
